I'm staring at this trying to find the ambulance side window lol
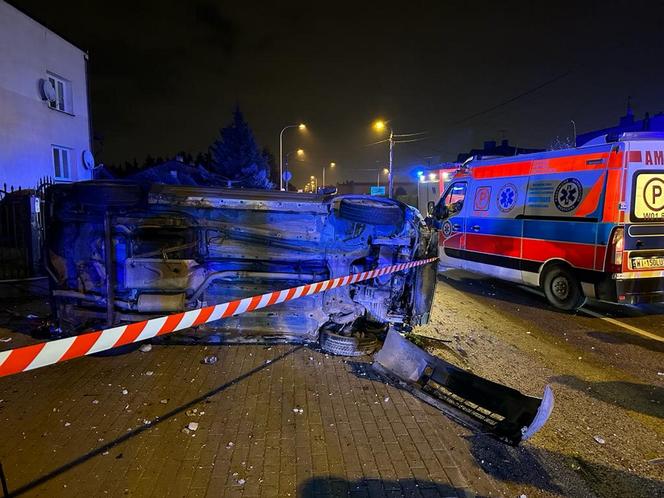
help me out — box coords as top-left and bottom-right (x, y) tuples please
(437, 182), (467, 219)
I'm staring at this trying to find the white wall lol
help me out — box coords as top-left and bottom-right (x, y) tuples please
(0, 1), (91, 189)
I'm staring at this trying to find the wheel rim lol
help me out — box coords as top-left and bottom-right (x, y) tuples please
(551, 275), (570, 300)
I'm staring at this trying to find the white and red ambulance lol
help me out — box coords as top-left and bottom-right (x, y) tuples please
(431, 132), (664, 310)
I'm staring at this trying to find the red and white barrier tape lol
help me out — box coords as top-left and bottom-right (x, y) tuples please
(0, 257), (437, 378)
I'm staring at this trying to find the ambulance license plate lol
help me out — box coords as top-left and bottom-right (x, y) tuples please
(631, 257), (664, 269)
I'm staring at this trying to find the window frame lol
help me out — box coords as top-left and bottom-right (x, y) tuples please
(52, 145), (73, 181)
(443, 181), (467, 214)
(46, 73), (73, 114)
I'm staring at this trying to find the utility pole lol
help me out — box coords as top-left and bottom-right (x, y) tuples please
(372, 120), (426, 199)
(388, 129), (394, 198)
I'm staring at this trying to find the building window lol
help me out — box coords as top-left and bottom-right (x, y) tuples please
(52, 146), (72, 181)
(47, 73), (72, 113)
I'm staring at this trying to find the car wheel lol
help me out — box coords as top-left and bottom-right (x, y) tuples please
(319, 329), (378, 356)
(338, 198), (403, 225)
(72, 182), (142, 209)
(542, 265), (585, 311)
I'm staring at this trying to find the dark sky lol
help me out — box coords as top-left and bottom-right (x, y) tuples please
(14, 0), (664, 186)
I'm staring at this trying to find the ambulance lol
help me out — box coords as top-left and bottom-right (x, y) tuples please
(431, 132), (664, 310)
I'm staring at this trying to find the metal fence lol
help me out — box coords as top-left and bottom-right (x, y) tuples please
(0, 177), (53, 280)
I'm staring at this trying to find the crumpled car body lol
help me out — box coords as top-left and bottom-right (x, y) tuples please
(45, 181), (438, 341)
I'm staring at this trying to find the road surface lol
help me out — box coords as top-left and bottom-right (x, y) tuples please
(419, 269), (664, 498)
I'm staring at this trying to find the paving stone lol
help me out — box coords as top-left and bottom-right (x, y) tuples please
(0, 341), (501, 497)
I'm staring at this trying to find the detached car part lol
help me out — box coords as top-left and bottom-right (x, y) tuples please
(373, 329), (554, 445)
(44, 182), (438, 349)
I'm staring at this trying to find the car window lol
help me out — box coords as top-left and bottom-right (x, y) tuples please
(438, 182), (467, 218)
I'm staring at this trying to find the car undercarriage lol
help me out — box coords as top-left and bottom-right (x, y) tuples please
(45, 182), (438, 349)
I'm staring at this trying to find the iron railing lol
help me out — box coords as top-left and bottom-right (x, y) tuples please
(0, 177), (53, 280)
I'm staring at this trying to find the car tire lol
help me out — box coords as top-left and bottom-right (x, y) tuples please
(338, 198), (403, 226)
(72, 182), (142, 209)
(319, 329), (378, 357)
(542, 265), (585, 311)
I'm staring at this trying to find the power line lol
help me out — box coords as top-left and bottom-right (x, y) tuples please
(450, 69), (573, 126)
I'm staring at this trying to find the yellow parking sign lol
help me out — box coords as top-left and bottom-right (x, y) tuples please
(633, 171), (664, 220)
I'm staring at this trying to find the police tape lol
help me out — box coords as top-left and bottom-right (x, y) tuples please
(0, 257), (438, 378)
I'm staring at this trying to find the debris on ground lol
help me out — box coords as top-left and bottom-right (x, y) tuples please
(92, 400), (99, 404)
(139, 344), (152, 353)
(187, 422), (199, 431)
(0, 337), (12, 342)
(202, 355), (218, 365)
(160, 399), (169, 404)
(145, 371), (154, 376)
(292, 407), (304, 414)
(593, 435), (606, 445)
(121, 389), (128, 395)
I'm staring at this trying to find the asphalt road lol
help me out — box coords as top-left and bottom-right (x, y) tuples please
(418, 269), (664, 498)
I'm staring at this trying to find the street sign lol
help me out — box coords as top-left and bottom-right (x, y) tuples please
(370, 186), (386, 196)
(283, 171), (292, 182)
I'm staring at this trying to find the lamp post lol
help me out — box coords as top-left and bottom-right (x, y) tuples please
(322, 162), (335, 188)
(279, 123), (306, 191)
(310, 175), (318, 192)
(283, 148), (304, 190)
(373, 120), (394, 197)
(376, 168), (388, 188)
(372, 119), (426, 198)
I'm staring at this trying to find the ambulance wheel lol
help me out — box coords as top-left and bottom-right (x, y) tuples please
(542, 265), (585, 311)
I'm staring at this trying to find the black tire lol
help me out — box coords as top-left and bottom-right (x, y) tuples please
(72, 181), (142, 209)
(319, 330), (378, 357)
(542, 265), (585, 311)
(338, 198), (403, 226)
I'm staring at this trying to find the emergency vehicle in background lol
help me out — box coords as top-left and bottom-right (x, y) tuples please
(430, 132), (664, 310)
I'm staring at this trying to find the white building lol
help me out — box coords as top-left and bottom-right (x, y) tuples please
(0, 1), (92, 189)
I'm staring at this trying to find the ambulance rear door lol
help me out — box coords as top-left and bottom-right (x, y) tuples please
(623, 135), (664, 273)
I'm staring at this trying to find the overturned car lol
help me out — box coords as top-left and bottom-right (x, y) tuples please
(44, 181), (553, 444)
(45, 181), (438, 353)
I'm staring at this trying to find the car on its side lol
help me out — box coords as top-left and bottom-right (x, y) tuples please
(44, 181), (438, 354)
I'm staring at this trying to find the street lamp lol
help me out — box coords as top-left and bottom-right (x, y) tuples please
(376, 167), (389, 187)
(322, 162), (335, 188)
(283, 149), (305, 190)
(372, 119), (427, 198)
(373, 119), (394, 198)
(310, 175), (318, 192)
(279, 123), (306, 191)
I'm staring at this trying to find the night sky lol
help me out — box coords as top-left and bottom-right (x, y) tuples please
(13, 0), (664, 187)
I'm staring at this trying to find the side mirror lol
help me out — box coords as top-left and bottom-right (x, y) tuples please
(427, 200), (435, 215)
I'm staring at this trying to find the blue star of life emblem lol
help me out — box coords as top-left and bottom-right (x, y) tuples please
(498, 184), (517, 212)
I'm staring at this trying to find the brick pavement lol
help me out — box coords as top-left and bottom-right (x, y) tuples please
(0, 333), (503, 497)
